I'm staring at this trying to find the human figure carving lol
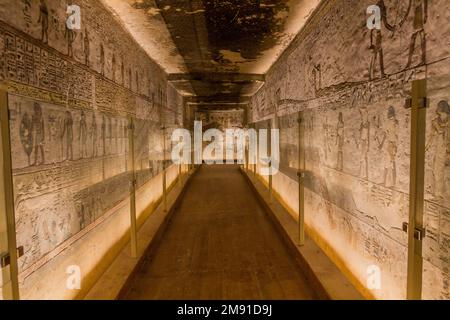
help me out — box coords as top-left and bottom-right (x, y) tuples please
(128, 69), (132, 89)
(38, 0), (49, 44)
(79, 111), (87, 159)
(336, 112), (345, 171)
(20, 112), (33, 166)
(91, 113), (97, 158)
(400, 0), (428, 68)
(64, 23), (76, 57)
(61, 111), (73, 161)
(121, 62), (125, 86)
(112, 54), (116, 82)
(31, 103), (45, 165)
(136, 71), (139, 93)
(377, 106), (398, 187)
(100, 44), (105, 76)
(83, 29), (90, 66)
(101, 114), (106, 156)
(357, 107), (370, 179)
(312, 63), (321, 94)
(369, 0), (395, 79)
(426, 101), (450, 199)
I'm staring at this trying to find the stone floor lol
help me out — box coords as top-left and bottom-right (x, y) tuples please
(121, 165), (317, 300)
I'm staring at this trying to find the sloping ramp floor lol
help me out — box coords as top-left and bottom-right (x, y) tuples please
(121, 165), (318, 300)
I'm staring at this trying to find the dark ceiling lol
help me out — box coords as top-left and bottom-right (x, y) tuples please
(131, 0), (291, 103)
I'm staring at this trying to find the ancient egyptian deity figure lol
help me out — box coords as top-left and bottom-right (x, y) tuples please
(101, 115), (106, 156)
(91, 113), (97, 157)
(401, 0), (428, 68)
(83, 29), (90, 66)
(427, 100), (450, 199)
(79, 111), (87, 159)
(20, 112), (33, 165)
(38, 0), (49, 44)
(64, 23), (76, 57)
(369, 0), (395, 79)
(61, 111), (73, 160)
(100, 45), (105, 76)
(31, 103), (45, 165)
(378, 106), (398, 187)
(358, 107), (370, 179)
(336, 112), (345, 171)
(312, 64), (321, 94)
(112, 54), (116, 82)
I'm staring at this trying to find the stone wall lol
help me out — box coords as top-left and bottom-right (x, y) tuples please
(249, 0), (450, 299)
(0, 0), (184, 299)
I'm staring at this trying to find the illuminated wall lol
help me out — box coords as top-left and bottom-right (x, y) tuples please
(0, 0), (184, 299)
(249, 0), (450, 300)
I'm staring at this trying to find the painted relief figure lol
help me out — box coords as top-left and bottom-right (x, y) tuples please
(20, 113), (33, 165)
(38, 0), (49, 44)
(368, 0), (395, 79)
(100, 45), (105, 76)
(312, 63), (321, 95)
(31, 103), (45, 165)
(323, 117), (332, 163)
(61, 111), (74, 161)
(307, 55), (321, 96)
(128, 69), (132, 89)
(121, 62), (125, 86)
(400, 0), (428, 68)
(426, 101), (450, 199)
(112, 54), (116, 82)
(136, 71), (139, 93)
(377, 106), (399, 187)
(358, 106), (370, 179)
(64, 24), (76, 57)
(336, 112), (345, 171)
(108, 117), (112, 155)
(91, 113), (97, 157)
(101, 114), (106, 156)
(369, 29), (385, 79)
(83, 29), (90, 66)
(79, 111), (87, 159)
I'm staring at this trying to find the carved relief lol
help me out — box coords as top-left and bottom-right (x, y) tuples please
(100, 44), (105, 76)
(83, 29), (90, 66)
(38, 0), (49, 44)
(0, 0), (178, 282)
(377, 106), (399, 188)
(31, 102), (45, 165)
(336, 112), (345, 171)
(400, 0), (428, 68)
(368, 0), (395, 80)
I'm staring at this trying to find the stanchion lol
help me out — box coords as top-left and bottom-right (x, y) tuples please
(0, 89), (20, 299)
(162, 126), (167, 212)
(128, 116), (138, 258)
(268, 163), (273, 204)
(297, 113), (305, 247)
(405, 79), (427, 300)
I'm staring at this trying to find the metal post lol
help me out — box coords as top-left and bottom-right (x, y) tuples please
(245, 144), (249, 172)
(298, 112), (305, 246)
(268, 122), (273, 203)
(128, 116), (138, 258)
(254, 127), (258, 178)
(268, 165), (273, 203)
(406, 79), (427, 300)
(191, 130), (195, 172)
(0, 90), (20, 300)
(162, 126), (167, 212)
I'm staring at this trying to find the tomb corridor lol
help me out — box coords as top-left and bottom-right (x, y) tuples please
(0, 0), (449, 301)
